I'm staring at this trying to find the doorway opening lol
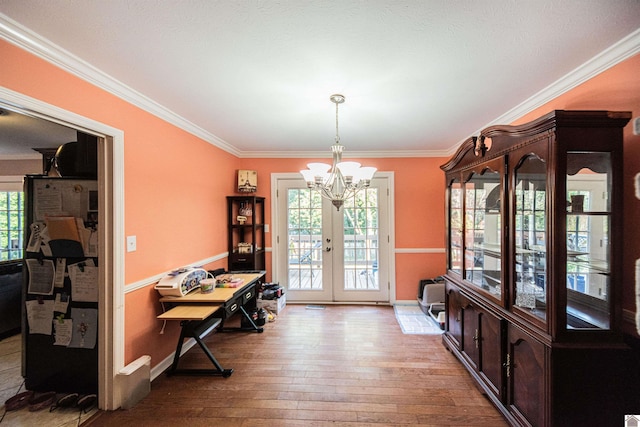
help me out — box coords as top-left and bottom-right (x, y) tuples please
(0, 86), (125, 410)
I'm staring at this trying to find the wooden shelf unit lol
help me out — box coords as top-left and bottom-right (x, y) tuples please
(227, 196), (265, 271)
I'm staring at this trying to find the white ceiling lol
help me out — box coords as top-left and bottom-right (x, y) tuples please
(1, 1), (639, 158)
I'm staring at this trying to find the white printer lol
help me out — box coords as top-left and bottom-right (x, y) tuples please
(154, 267), (208, 297)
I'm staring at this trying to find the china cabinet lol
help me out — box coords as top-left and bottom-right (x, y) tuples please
(227, 196), (265, 271)
(441, 110), (632, 426)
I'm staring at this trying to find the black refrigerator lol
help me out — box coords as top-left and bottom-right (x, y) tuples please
(22, 175), (99, 394)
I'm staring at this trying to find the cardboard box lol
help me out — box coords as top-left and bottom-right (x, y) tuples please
(258, 294), (286, 314)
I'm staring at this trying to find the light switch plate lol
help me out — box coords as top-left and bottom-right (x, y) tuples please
(126, 235), (137, 252)
(634, 117), (640, 135)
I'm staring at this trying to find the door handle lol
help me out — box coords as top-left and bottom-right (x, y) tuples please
(503, 353), (512, 378)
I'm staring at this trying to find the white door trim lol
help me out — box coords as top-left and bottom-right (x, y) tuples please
(0, 87), (125, 410)
(270, 172), (396, 304)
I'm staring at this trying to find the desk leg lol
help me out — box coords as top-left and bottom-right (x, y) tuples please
(240, 305), (264, 333)
(190, 334), (233, 377)
(167, 319), (233, 377)
(168, 322), (189, 374)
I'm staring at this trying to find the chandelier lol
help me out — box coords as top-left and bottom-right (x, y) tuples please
(300, 94), (377, 211)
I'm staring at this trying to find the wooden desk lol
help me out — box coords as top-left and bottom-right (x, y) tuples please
(157, 271), (266, 376)
(160, 271), (266, 333)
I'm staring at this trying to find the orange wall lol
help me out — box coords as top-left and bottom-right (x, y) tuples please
(2, 39), (239, 364)
(511, 53), (640, 336)
(3, 33), (639, 369)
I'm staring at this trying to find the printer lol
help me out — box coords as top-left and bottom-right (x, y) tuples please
(154, 267), (208, 297)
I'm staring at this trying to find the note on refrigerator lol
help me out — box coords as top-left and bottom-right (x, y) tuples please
(26, 258), (55, 295)
(25, 300), (54, 335)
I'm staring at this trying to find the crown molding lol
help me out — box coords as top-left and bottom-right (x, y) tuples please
(451, 28), (640, 152)
(2, 14), (638, 160)
(238, 149), (451, 159)
(0, 13), (240, 157)
(494, 28), (640, 125)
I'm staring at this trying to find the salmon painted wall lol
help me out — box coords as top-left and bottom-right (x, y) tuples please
(245, 156), (447, 301)
(1, 39), (238, 365)
(511, 53), (640, 337)
(4, 32), (638, 371)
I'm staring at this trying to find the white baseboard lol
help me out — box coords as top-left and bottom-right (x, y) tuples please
(149, 338), (197, 381)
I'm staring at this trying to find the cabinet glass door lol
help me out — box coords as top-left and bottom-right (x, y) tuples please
(513, 154), (547, 322)
(565, 152), (611, 330)
(463, 164), (502, 299)
(449, 178), (463, 275)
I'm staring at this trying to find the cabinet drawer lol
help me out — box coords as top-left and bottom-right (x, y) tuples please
(241, 286), (255, 304)
(231, 254), (252, 263)
(230, 256), (253, 270)
(224, 296), (242, 317)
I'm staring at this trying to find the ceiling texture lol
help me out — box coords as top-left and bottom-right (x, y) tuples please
(1, 1), (639, 159)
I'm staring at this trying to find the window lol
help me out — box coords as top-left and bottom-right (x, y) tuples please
(0, 191), (24, 261)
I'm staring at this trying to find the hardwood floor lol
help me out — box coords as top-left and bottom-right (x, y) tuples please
(86, 304), (507, 426)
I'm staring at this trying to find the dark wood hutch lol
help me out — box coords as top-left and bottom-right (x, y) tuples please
(440, 110), (635, 426)
(227, 196), (266, 272)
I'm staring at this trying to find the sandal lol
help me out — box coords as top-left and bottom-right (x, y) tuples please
(4, 391), (34, 411)
(50, 392), (79, 412)
(28, 391), (56, 412)
(77, 394), (97, 413)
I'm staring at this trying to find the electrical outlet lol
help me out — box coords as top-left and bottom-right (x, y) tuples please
(265, 224), (269, 233)
(126, 235), (137, 252)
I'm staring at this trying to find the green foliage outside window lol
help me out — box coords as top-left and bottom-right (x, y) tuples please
(287, 188), (378, 235)
(0, 192), (24, 262)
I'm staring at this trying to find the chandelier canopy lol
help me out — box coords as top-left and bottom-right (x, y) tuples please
(300, 94), (377, 211)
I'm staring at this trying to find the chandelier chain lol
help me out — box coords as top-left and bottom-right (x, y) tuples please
(335, 99), (340, 144)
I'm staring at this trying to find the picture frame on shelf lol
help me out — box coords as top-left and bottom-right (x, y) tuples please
(237, 170), (257, 193)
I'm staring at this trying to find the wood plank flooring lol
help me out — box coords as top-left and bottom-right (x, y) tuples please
(85, 304), (508, 426)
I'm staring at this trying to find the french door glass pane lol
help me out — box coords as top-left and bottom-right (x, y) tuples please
(342, 188), (379, 290)
(287, 188), (323, 290)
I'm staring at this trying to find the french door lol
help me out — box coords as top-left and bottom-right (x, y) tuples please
(274, 174), (391, 303)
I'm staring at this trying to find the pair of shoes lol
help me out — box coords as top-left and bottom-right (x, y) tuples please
(49, 393), (96, 413)
(50, 392), (79, 412)
(28, 391), (56, 412)
(4, 391), (34, 411)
